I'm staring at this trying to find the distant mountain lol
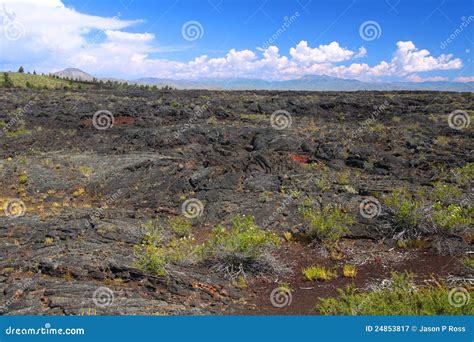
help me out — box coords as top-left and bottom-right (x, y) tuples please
(133, 74), (474, 92)
(52, 68), (474, 92)
(53, 68), (94, 82)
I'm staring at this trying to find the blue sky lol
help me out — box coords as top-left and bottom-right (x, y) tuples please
(1, 0), (473, 81)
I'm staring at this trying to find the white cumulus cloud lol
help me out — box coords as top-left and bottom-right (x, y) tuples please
(0, 1), (465, 81)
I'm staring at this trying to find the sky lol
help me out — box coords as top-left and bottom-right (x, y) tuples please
(0, 0), (473, 82)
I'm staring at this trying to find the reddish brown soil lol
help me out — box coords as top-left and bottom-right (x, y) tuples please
(239, 239), (460, 315)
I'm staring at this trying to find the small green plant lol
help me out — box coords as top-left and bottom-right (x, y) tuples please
(452, 163), (474, 187)
(231, 274), (248, 289)
(289, 189), (301, 199)
(6, 128), (32, 137)
(396, 238), (431, 249)
(240, 113), (267, 122)
(258, 191), (273, 203)
(317, 272), (473, 315)
(44, 237), (54, 245)
(299, 202), (354, 248)
(134, 219), (194, 276)
(336, 170), (351, 185)
(167, 216), (192, 237)
(430, 181), (462, 203)
(342, 264), (357, 278)
(18, 172), (28, 184)
(198, 215), (281, 277)
(3, 72), (14, 87)
(314, 176), (330, 192)
(434, 135), (450, 146)
(207, 116), (218, 125)
(431, 203), (471, 231)
(277, 282), (292, 293)
(461, 257), (474, 269)
(384, 187), (421, 230)
(302, 265), (337, 281)
(134, 240), (167, 276)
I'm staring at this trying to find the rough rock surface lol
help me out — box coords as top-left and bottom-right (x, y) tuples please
(0, 88), (472, 315)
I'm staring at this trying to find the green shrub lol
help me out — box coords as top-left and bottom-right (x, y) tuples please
(431, 203), (471, 231)
(317, 272), (473, 315)
(452, 163), (474, 187)
(168, 216), (192, 237)
(384, 188), (421, 230)
(302, 265), (337, 281)
(430, 181), (462, 203)
(299, 203), (353, 246)
(198, 215), (281, 277)
(3, 72), (13, 87)
(461, 257), (474, 269)
(134, 219), (194, 276)
(134, 240), (166, 276)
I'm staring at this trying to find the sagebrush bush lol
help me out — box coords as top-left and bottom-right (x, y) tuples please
(430, 181), (462, 204)
(452, 163), (474, 187)
(134, 218), (195, 276)
(317, 272), (473, 315)
(198, 215), (282, 278)
(431, 203), (471, 231)
(167, 216), (192, 237)
(299, 202), (354, 247)
(384, 187), (421, 231)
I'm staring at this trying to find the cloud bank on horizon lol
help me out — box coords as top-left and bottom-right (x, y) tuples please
(0, 0), (472, 82)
